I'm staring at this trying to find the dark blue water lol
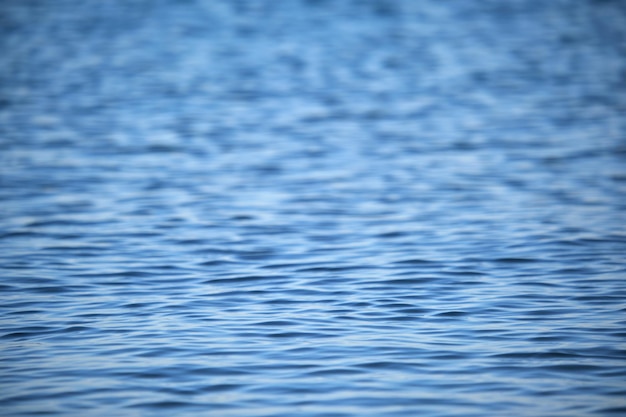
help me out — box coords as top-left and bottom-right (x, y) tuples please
(1, 1), (626, 416)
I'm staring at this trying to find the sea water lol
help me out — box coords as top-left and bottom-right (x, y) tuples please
(1, 1), (625, 416)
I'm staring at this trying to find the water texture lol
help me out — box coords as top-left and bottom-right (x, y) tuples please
(1, 1), (626, 416)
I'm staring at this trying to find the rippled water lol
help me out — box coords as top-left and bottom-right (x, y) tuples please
(1, 1), (626, 416)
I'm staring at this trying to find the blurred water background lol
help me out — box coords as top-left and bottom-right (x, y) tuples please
(1, 0), (626, 416)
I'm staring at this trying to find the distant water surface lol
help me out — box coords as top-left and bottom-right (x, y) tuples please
(1, 1), (626, 416)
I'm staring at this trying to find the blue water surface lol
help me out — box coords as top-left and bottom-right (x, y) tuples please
(1, 1), (626, 416)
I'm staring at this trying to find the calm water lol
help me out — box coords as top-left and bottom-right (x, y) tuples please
(1, 1), (626, 416)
